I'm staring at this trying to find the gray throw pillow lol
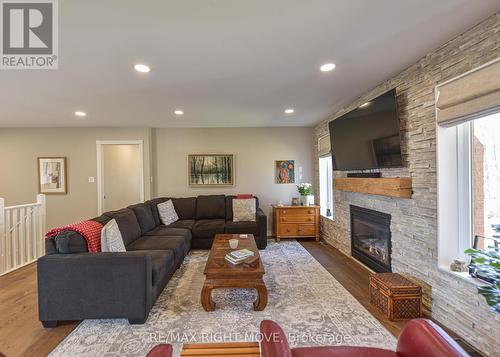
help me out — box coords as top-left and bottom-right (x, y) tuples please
(158, 200), (179, 225)
(101, 219), (126, 252)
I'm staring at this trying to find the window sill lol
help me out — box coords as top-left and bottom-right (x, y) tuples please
(437, 265), (484, 287)
(320, 214), (334, 222)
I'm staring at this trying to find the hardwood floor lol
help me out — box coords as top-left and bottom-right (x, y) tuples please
(0, 263), (79, 357)
(0, 240), (483, 356)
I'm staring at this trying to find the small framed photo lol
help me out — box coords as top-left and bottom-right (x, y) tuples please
(38, 157), (67, 194)
(291, 197), (300, 206)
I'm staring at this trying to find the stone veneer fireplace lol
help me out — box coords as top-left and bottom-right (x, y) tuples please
(350, 205), (392, 273)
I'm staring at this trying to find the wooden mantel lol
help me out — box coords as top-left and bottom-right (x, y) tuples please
(334, 177), (412, 199)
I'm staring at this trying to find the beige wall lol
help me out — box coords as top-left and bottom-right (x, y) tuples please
(0, 127), (312, 231)
(153, 127), (314, 230)
(0, 128), (153, 229)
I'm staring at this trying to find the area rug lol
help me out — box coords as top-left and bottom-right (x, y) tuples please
(49, 241), (397, 356)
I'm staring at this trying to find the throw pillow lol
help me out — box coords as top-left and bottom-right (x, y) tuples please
(158, 200), (179, 225)
(233, 198), (256, 222)
(101, 219), (126, 252)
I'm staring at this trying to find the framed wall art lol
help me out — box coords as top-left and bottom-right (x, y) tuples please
(38, 157), (67, 194)
(188, 154), (234, 187)
(275, 160), (295, 184)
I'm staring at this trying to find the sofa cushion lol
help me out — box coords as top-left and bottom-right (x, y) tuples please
(224, 221), (259, 236)
(102, 208), (142, 246)
(226, 196), (259, 221)
(192, 219), (225, 239)
(145, 197), (169, 226)
(167, 219), (196, 230)
(172, 197), (197, 220)
(196, 195), (226, 219)
(127, 235), (190, 267)
(128, 203), (156, 234)
(144, 226), (192, 240)
(149, 250), (176, 286)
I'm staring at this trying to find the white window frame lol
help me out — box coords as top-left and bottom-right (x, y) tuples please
(437, 121), (473, 268)
(319, 155), (333, 219)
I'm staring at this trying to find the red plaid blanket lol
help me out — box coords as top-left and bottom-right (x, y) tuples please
(46, 220), (103, 253)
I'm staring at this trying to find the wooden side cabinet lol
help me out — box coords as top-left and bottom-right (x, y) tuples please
(272, 205), (320, 242)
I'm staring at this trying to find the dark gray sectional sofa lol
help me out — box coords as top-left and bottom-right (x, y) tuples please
(37, 195), (267, 327)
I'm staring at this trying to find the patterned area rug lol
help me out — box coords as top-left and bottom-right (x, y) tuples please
(50, 241), (396, 356)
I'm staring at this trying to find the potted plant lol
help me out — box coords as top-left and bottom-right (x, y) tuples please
(465, 247), (500, 313)
(297, 183), (314, 206)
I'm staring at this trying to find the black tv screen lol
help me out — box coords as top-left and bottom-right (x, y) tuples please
(329, 89), (402, 170)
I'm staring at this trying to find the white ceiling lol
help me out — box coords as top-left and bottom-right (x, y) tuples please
(0, 0), (498, 128)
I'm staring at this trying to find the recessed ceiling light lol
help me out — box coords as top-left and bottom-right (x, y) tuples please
(359, 102), (371, 108)
(74, 111), (87, 117)
(174, 110), (184, 115)
(134, 64), (151, 73)
(320, 63), (336, 72)
(284, 108), (295, 114)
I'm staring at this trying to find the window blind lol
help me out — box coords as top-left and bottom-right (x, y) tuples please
(436, 58), (500, 127)
(318, 134), (331, 157)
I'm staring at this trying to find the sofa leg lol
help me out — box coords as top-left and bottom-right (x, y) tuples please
(128, 317), (147, 325)
(41, 320), (58, 328)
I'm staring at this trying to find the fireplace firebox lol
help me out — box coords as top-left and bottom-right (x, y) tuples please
(350, 205), (392, 273)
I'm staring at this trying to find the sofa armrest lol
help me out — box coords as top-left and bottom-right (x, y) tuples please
(256, 208), (268, 249)
(37, 251), (153, 324)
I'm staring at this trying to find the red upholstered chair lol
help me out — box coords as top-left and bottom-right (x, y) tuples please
(146, 344), (173, 357)
(260, 319), (469, 357)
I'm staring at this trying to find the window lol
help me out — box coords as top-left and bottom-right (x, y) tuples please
(438, 112), (500, 267)
(319, 155), (333, 218)
(472, 113), (500, 246)
(436, 59), (500, 270)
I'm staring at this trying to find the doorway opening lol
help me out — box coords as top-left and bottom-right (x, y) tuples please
(96, 140), (144, 214)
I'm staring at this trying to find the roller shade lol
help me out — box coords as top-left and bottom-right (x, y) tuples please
(318, 134), (331, 157)
(436, 58), (500, 126)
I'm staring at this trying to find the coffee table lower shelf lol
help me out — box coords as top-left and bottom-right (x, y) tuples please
(201, 278), (268, 312)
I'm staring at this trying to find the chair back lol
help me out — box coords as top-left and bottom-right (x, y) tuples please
(260, 320), (293, 357)
(397, 319), (468, 357)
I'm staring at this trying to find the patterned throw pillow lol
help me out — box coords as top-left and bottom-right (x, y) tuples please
(233, 198), (256, 222)
(158, 200), (179, 225)
(101, 219), (126, 252)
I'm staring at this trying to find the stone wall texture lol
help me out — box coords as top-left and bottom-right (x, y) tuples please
(314, 13), (500, 355)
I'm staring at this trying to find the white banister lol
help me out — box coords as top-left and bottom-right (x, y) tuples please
(0, 195), (46, 276)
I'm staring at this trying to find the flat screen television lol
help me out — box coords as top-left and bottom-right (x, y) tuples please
(329, 89), (403, 171)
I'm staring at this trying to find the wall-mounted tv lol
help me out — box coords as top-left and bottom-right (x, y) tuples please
(329, 89), (403, 171)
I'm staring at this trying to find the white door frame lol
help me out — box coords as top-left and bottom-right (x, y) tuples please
(96, 140), (145, 215)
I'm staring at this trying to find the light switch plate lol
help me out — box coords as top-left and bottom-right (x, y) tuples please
(88, 177), (95, 183)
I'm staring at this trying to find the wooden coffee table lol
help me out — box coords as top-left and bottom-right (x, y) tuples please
(201, 234), (267, 311)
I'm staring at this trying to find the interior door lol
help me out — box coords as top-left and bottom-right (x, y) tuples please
(102, 144), (142, 212)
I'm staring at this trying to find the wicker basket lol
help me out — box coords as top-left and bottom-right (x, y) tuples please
(369, 273), (422, 321)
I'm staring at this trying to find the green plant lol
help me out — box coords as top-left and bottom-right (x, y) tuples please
(297, 183), (313, 196)
(465, 248), (500, 313)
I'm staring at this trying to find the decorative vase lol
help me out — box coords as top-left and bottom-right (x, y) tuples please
(300, 195), (315, 206)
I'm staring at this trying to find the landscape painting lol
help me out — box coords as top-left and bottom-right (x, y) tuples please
(275, 160), (295, 184)
(188, 154), (234, 186)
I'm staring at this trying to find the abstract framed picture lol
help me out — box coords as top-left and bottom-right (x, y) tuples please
(188, 154), (234, 187)
(38, 157), (67, 194)
(275, 160), (295, 184)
